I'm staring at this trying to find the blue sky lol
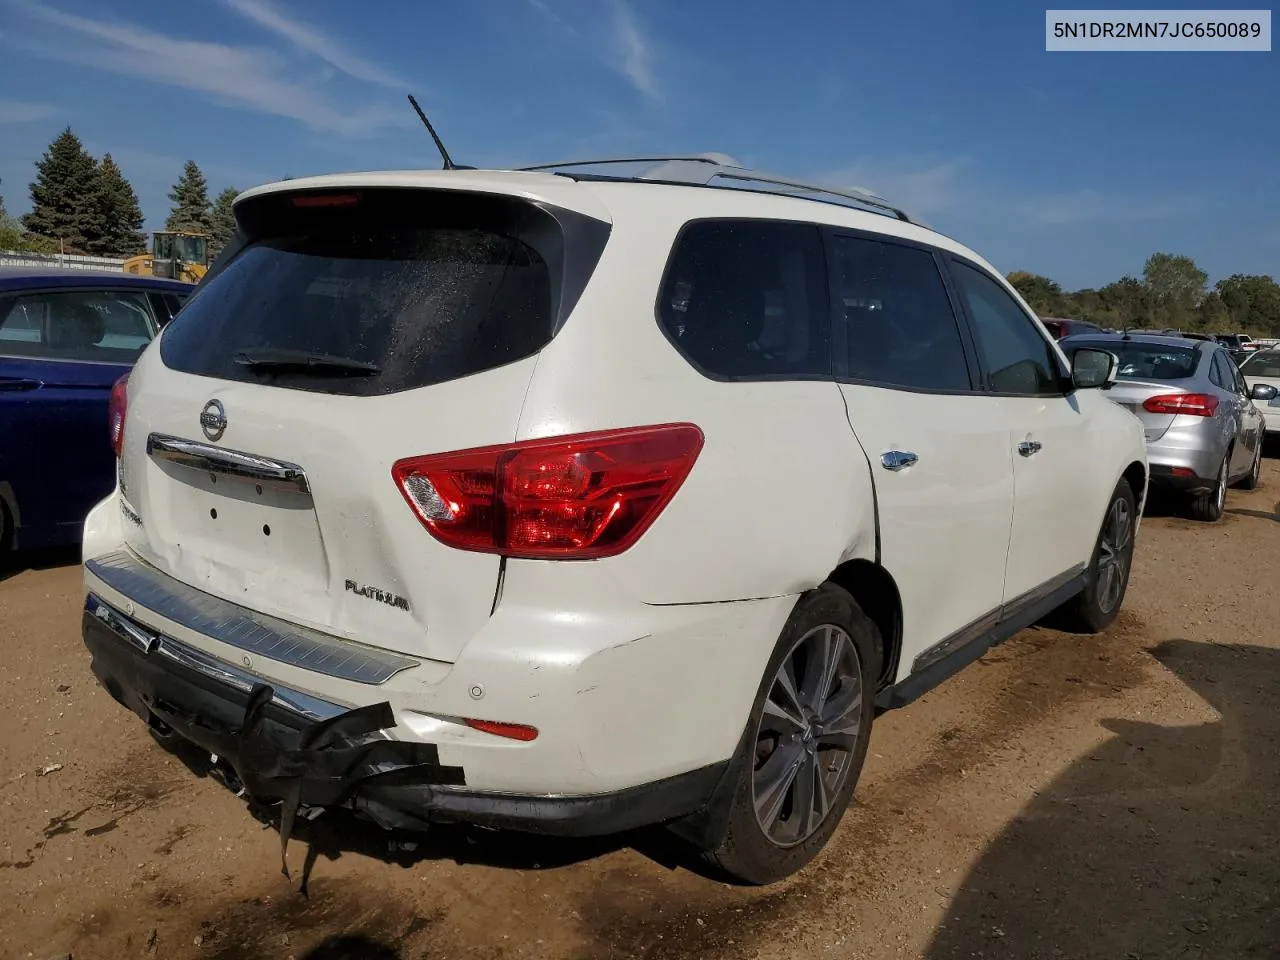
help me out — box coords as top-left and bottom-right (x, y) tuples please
(0, 0), (1276, 289)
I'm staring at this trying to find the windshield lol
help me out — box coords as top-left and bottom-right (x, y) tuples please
(1066, 339), (1199, 380)
(1240, 351), (1280, 378)
(173, 235), (206, 262)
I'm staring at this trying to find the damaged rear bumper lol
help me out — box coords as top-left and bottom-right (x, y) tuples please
(83, 593), (727, 838)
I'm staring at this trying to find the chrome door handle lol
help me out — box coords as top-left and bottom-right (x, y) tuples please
(880, 450), (918, 471)
(1018, 440), (1043, 457)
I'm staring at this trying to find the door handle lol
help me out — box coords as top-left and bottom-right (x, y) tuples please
(1018, 440), (1042, 457)
(0, 377), (42, 392)
(880, 450), (918, 471)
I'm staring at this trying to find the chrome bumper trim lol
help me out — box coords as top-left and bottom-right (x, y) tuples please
(86, 593), (346, 721)
(85, 551), (419, 685)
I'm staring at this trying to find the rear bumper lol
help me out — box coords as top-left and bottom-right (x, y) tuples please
(1145, 420), (1227, 491)
(83, 594), (728, 836)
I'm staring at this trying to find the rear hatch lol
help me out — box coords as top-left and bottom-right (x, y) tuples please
(117, 183), (610, 663)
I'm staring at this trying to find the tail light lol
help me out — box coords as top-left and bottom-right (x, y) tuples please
(1142, 393), (1219, 417)
(392, 423), (704, 559)
(108, 375), (129, 457)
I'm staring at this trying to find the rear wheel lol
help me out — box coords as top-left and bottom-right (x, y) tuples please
(1061, 478), (1136, 633)
(0, 499), (10, 553)
(702, 583), (880, 885)
(1236, 442), (1262, 491)
(1188, 453), (1229, 522)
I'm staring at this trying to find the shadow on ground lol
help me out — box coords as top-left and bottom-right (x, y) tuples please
(925, 639), (1280, 960)
(0, 544), (79, 584)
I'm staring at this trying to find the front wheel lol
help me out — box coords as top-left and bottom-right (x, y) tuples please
(701, 583), (880, 885)
(1061, 478), (1136, 633)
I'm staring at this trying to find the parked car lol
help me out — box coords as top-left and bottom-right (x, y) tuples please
(0, 267), (190, 551)
(1239, 349), (1280, 435)
(1061, 333), (1268, 520)
(80, 157), (1147, 885)
(1041, 317), (1104, 340)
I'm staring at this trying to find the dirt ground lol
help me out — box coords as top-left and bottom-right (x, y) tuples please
(3, 464), (1279, 960)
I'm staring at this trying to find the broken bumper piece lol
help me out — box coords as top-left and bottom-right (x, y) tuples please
(82, 592), (731, 843)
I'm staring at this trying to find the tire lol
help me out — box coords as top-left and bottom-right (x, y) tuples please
(1236, 441), (1262, 491)
(1061, 478), (1136, 633)
(0, 498), (10, 553)
(701, 583), (881, 885)
(1188, 453), (1229, 522)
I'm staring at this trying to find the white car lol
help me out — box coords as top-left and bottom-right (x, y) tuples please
(81, 155), (1147, 884)
(1239, 349), (1280, 434)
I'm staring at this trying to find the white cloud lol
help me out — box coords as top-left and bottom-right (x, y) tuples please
(223, 0), (403, 88)
(526, 0), (660, 101)
(611, 0), (658, 100)
(1019, 188), (1211, 225)
(8, 1), (410, 136)
(818, 157), (972, 218)
(0, 99), (58, 123)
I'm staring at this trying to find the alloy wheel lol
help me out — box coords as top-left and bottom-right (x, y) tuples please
(752, 624), (863, 848)
(1215, 457), (1228, 513)
(1096, 495), (1133, 614)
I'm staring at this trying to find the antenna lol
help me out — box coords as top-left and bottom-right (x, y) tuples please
(407, 94), (465, 170)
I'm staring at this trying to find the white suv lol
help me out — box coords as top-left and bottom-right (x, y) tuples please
(81, 155), (1147, 884)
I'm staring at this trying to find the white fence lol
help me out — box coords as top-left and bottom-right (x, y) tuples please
(0, 250), (128, 271)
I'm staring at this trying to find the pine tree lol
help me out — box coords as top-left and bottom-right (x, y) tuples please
(22, 127), (107, 252)
(94, 154), (147, 255)
(209, 187), (239, 254)
(165, 161), (213, 234)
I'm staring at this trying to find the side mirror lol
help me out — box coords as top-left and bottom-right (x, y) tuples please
(1072, 347), (1119, 390)
(1250, 382), (1278, 402)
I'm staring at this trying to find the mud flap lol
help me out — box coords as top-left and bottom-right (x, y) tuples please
(163, 684), (465, 886)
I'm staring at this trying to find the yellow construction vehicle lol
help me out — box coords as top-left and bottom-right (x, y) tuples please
(122, 231), (211, 283)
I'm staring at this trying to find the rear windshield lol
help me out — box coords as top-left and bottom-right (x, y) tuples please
(1066, 339), (1199, 380)
(160, 189), (608, 396)
(1241, 351), (1280, 378)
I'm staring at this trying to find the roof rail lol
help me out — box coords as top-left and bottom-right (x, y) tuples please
(516, 154), (917, 224)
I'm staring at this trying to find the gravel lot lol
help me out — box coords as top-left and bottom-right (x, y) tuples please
(3, 463), (1278, 960)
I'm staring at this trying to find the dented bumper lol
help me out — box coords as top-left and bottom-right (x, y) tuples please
(82, 593), (726, 839)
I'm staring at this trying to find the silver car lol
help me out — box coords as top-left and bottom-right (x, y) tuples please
(1062, 333), (1273, 521)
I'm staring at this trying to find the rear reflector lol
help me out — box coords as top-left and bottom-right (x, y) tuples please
(463, 718), (539, 742)
(290, 193), (359, 208)
(1143, 393), (1219, 417)
(392, 424), (704, 559)
(1170, 467), (1196, 478)
(108, 374), (129, 458)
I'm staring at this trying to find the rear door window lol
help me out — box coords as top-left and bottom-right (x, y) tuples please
(0, 290), (158, 363)
(831, 234), (972, 391)
(160, 189), (607, 396)
(658, 220), (831, 379)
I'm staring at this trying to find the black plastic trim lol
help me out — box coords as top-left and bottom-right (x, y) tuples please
(876, 566), (1087, 710)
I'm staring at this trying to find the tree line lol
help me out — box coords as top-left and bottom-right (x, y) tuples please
(0, 127), (238, 258)
(1010, 252), (1280, 337)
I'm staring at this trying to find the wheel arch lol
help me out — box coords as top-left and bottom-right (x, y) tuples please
(825, 558), (901, 692)
(1120, 460), (1146, 514)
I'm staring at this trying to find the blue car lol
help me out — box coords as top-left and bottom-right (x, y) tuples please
(0, 267), (191, 551)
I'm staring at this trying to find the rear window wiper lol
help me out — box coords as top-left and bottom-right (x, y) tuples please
(234, 348), (382, 376)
